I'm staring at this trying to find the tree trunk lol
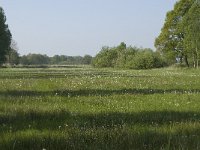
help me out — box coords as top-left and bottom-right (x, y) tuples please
(184, 55), (189, 67)
(196, 40), (199, 69)
(180, 56), (183, 64)
(193, 53), (196, 68)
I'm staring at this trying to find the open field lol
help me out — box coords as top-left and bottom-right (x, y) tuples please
(0, 67), (200, 149)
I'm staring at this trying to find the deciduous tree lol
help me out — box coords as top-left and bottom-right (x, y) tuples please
(155, 0), (194, 67)
(0, 7), (12, 65)
(182, 1), (200, 68)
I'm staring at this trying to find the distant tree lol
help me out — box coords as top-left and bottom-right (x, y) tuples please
(82, 55), (92, 65)
(115, 42), (127, 68)
(60, 55), (67, 62)
(117, 42), (126, 51)
(20, 54), (50, 65)
(7, 49), (20, 65)
(0, 7), (12, 65)
(63, 56), (83, 65)
(92, 46), (118, 67)
(72, 56), (83, 64)
(7, 40), (20, 65)
(39, 54), (92, 65)
(124, 46), (138, 68)
(51, 55), (61, 64)
(20, 55), (30, 65)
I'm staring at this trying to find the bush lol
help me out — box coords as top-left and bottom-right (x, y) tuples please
(92, 47), (118, 68)
(93, 43), (167, 69)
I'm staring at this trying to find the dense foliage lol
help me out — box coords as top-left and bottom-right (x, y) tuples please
(0, 7), (12, 65)
(155, 0), (200, 68)
(92, 42), (166, 69)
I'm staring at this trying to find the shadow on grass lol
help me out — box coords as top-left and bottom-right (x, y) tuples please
(0, 88), (200, 97)
(0, 72), (155, 79)
(1, 127), (200, 150)
(0, 110), (200, 149)
(1, 110), (200, 129)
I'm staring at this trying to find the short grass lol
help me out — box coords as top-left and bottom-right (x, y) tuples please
(0, 67), (200, 150)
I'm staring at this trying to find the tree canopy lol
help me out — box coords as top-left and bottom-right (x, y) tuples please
(0, 7), (12, 65)
(92, 43), (166, 69)
(182, 1), (200, 68)
(155, 0), (200, 68)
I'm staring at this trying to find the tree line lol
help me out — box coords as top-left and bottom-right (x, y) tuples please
(1, 38), (93, 66)
(5, 51), (93, 66)
(20, 54), (92, 65)
(0, 7), (93, 66)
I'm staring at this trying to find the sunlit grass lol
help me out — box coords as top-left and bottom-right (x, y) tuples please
(0, 67), (200, 149)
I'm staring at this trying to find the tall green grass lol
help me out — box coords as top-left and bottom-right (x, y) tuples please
(0, 67), (200, 149)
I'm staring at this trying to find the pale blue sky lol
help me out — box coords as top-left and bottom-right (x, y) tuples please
(0, 0), (177, 56)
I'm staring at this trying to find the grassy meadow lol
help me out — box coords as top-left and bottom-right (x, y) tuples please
(0, 67), (200, 149)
